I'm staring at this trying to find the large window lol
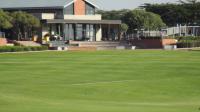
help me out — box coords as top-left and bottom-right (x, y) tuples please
(86, 24), (95, 41)
(64, 3), (74, 15)
(76, 24), (83, 40)
(85, 3), (95, 15)
(64, 24), (74, 40)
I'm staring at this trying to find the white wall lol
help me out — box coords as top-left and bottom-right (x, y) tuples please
(41, 13), (55, 20)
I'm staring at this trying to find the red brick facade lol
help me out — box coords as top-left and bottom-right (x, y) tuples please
(131, 39), (177, 49)
(74, 0), (85, 15)
(0, 38), (7, 46)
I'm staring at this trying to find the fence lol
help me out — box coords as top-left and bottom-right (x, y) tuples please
(126, 26), (200, 39)
(126, 31), (164, 39)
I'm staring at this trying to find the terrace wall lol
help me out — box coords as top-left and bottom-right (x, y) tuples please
(131, 39), (177, 49)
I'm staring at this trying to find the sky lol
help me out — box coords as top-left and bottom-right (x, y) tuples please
(93, 0), (178, 10)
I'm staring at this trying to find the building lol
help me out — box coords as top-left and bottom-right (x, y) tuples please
(0, 0), (121, 42)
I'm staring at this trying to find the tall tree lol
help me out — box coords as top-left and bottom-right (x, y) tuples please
(120, 23), (129, 39)
(144, 0), (200, 26)
(97, 9), (130, 20)
(122, 10), (166, 33)
(179, 0), (200, 24)
(0, 9), (13, 30)
(10, 11), (40, 40)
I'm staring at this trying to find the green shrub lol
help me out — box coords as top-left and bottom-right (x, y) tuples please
(30, 47), (37, 51)
(0, 46), (48, 53)
(175, 36), (200, 48)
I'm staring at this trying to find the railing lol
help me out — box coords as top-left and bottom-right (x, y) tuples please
(126, 31), (164, 39)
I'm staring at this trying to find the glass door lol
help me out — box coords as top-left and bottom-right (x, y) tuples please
(76, 24), (83, 40)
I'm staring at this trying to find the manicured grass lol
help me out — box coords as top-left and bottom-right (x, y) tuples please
(0, 50), (200, 112)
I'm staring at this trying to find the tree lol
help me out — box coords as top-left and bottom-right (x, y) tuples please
(97, 9), (130, 20)
(120, 23), (129, 39)
(122, 10), (166, 33)
(10, 11), (40, 40)
(0, 9), (13, 29)
(143, 0), (200, 26)
(179, 0), (200, 24)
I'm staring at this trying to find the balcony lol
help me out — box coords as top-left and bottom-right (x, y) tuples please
(64, 14), (102, 20)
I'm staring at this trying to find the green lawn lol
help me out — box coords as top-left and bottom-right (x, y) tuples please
(0, 50), (200, 112)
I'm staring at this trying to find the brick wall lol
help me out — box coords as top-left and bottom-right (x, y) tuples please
(0, 38), (7, 46)
(74, 0), (85, 15)
(131, 39), (177, 49)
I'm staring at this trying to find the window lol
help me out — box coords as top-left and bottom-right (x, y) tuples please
(64, 3), (74, 15)
(85, 3), (95, 15)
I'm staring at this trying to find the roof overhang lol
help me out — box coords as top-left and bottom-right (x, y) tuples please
(44, 19), (122, 25)
(64, 0), (100, 9)
(84, 0), (100, 9)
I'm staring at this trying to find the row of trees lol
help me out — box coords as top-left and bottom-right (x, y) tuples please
(98, 9), (166, 33)
(142, 0), (200, 26)
(98, 0), (200, 34)
(0, 9), (40, 40)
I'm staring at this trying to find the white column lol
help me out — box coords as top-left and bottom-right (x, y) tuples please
(96, 25), (102, 41)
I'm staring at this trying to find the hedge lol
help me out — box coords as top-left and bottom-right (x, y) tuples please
(175, 36), (200, 48)
(177, 41), (200, 48)
(0, 46), (48, 53)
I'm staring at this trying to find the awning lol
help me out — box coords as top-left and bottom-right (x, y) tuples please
(44, 19), (122, 25)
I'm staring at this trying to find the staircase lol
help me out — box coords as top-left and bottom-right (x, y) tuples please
(15, 41), (41, 47)
(69, 41), (130, 50)
(48, 41), (67, 47)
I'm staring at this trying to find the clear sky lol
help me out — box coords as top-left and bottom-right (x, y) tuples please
(94, 0), (178, 10)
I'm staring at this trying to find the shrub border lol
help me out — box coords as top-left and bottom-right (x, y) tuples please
(0, 46), (48, 53)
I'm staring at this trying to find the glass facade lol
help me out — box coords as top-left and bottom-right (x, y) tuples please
(85, 3), (95, 15)
(76, 24), (83, 40)
(64, 3), (74, 15)
(64, 24), (74, 40)
(63, 24), (96, 41)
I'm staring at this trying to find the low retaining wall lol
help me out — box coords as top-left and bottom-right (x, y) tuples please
(0, 38), (7, 46)
(131, 39), (177, 49)
(68, 46), (97, 51)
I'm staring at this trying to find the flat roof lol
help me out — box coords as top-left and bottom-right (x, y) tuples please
(45, 19), (122, 25)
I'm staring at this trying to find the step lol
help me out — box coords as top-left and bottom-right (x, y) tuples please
(70, 41), (120, 47)
(67, 46), (97, 51)
(97, 46), (117, 50)
(48, 41), (67, 47)
(79, 44), (120, 47)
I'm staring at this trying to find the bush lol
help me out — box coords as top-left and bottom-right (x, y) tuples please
(0, 46), (48, 53)
(24, 47), (32, 51)
(177, 41), (200, 48)
(175, 36), (200, 48)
